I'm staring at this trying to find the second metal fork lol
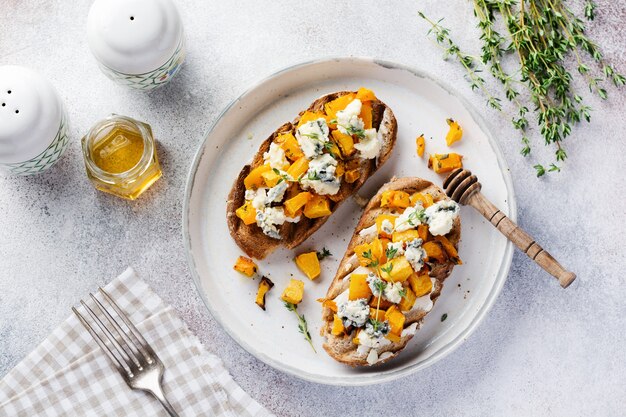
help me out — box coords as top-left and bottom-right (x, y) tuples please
(73, 288), (180, 417)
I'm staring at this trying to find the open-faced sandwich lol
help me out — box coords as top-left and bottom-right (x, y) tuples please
(226, 88), (397, 259)
(320, 177), (462, 366)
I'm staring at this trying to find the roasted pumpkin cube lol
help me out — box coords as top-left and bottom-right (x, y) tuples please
(360, 102), (373, 129)
(434, 235), (462, 264)
(331, 130), (355, 157)
(385, 305), (406, 336)
(392, 229), (420, 243)
(320, 298), (338, 312)
(417, 224), (429, 241)
(244, 164), (271, 189)
(261, 169), (282, 187)
(235, 201), (257, 225)
(281, 279), (305, 305)
(370, 295), (393, 310)
(349, 273), (372, 300)
(331, 314), (345, 336)
(381, 190), (411, 210)
(375, 214), (397, 239)
(255, 277), (274, 310)
(275, 133), (304, 161)
(335, 162), (345, 177)
(344, 169), (360, 183)
(428, 153), (463, 174)
(295, 251), (321, 280)
(409, 192), (434, 207)
(408, 272), (433, 297)
(324, 93), (356, 119)
(416, 134), (425, 157)
(233, 256), (258, 277)
(445, 118), (463, 146)
(423, 241), (447, 263)
(398, 286), (417, 311)
(284, 192), (312, 218)
(386, 332), (401, 343)
(297, 111), (327, 128)
(303, 195), (332, 219)
(379, 256), (413, 282)
(355, 87), (377, 102)
(354, 238), (384, 267)
(370, 308), (386, 322)
(327, 141), (342, 159)
(286, 156), (309, 181)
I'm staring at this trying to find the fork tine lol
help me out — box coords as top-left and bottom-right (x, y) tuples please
(73, 307), (128, 376)
(89, 293), (143, 368)
(99, 288), (156, 362)
(80, 299), (135, 372)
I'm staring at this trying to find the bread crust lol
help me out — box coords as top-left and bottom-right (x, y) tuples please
(320, 177), (461, 366)
(226, 91), (398, 259)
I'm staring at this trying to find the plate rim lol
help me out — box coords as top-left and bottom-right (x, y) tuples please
(182, 56), (517, 386)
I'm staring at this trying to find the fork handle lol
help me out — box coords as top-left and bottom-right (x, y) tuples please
(149, 387), (180, 417)
(467, 191), (576, 288)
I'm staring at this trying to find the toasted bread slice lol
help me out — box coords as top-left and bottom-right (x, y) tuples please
(321, 177), (461, 366)
(226, 91), (397, 259)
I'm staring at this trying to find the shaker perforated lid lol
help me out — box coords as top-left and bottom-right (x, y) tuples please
(87, 0), (183, 75)
(0, 66), (64, 164)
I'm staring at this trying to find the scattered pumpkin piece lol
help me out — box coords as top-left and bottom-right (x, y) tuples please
(261, 169), (282, 187)
(284, 192), (312, 218)
(331, 314), (345, 336)
(417, 224), (429, 241)
(398, 286), (417, 311)
(408, 272), (433, 297)
(233, 256), (258, 277)
(344, 169), (360, 183)
(349, 273), (372, 300)
(369, 295), (394, 310)
(281, 279), (305, 305)
(324, 94), (356, 119)
(379, 256), (413, 282)
(355, 87), (377, 102)
(423, 241), (447, 263)
(354, 238), (384, 267)
(392, 229), (420, 243)
(297, 111), (327, 128)
(385, 305), (406, 336)
(359, 102), (373, 129)
(386, 332), (401, 343)
(445, 118), (463, 146)
(428, 153), (463, 174)
(434, 235), (462, 264)
(331, 130), (355, 157)
(255, 277), (274, 310)
(244, 164), (271, 189)
(375, 214), (397, 239)
(370, 308), (386, 321)
(416, 134), (425, 157)
(235, 201), (257, 225)
(295, 251), (321, 280)
(303, 195), (332, 219)
(275, 133), (303, 161)
(381, 190), (411, 210)
(286, 156), (309, 180)
(410, 192), (434, 207)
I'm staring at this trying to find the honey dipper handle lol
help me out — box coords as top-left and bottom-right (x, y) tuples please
(467, 192), (576, 288)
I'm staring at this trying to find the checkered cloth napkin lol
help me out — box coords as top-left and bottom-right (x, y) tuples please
(0, 267), (274, 417)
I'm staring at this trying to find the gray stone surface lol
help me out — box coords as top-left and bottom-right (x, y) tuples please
(1, 1), (624, 416)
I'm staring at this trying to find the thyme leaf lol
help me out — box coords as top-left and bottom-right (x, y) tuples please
(284, 302), (316, 353)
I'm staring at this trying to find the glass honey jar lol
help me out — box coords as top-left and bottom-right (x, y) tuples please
(82, 115), (162, 200)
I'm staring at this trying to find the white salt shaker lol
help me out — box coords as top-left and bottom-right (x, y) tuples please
(0, 66), (70, 176)
(87, 0), (186, 91)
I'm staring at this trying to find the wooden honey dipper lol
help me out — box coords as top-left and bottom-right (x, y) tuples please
(443, 168), (576, 288)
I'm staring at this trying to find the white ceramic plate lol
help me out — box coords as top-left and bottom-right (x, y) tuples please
(183, 57), (516, 386)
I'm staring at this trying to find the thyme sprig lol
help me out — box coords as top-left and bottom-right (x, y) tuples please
(284, 302), (316, 353)
(419, 1), (624, 176)
(316, 247), (332, 260)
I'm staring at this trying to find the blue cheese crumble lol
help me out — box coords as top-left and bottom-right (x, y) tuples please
(300, 154), (340, 195)
(296, 118), (330, 159)
(424, 200), (460, 236)
(338, 298), (370, 327)
(263, 142), (289, 170)
(405, 238), (427, 271)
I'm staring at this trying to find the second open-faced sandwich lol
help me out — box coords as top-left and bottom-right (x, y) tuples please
(320, 177), (462, 366)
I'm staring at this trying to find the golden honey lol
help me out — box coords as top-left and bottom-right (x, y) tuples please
(82, 115), (162, 200)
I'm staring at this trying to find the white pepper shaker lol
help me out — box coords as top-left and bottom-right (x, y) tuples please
(0, 66), (70, 176)
(87, 0), (186, 91)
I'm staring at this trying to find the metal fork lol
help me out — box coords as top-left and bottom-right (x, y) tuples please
(72, 288), (180, 416)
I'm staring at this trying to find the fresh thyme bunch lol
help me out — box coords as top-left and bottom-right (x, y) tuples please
(419, 1), (624, 176)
